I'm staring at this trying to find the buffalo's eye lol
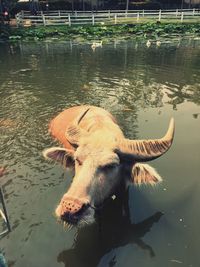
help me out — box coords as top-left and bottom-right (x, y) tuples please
(101, 163), (118, 171)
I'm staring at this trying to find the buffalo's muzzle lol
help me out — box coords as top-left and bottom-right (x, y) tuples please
(59, 196), (90, 225)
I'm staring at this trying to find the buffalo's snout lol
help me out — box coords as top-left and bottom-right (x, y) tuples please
(57, 196), (90, 225)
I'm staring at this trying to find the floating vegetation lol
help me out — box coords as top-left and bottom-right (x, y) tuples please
(1, 22), (199, 42)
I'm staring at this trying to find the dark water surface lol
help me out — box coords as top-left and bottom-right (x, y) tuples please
(0, 38), (200, 267)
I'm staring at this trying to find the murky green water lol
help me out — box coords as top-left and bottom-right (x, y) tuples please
(0, 38), (200, 267)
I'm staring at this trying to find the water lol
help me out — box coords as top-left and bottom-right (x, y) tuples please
(0, 38), (200, 267)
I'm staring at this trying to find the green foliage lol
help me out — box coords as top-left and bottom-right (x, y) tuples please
(6, 22), (200, 42)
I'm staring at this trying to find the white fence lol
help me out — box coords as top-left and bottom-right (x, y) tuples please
(16, 9), (200, 27)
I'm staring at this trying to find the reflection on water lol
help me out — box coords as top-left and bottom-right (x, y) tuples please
(0, 38), (200, 267)
(58, 194), (163, 267)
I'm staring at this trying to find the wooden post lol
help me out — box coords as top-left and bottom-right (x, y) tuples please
(92, 14), (95, 25)
(142, 9), (144, 17)
(125, 10), (128, 18)
(181, 12), (184, 22)
(42, 14), (46, 26)
(193, 8), (195, 16)
(68, 14), (71, 26)
(137, 12), (139, 22)
(158, 9), (161, 21)
(75, 10), (77, 19)
(176, 9), (178, 17)
(58, 10), (61, 17)
(114, 14), (117, 24)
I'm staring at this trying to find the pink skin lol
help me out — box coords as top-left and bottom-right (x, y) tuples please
(53, 147), (121, 226)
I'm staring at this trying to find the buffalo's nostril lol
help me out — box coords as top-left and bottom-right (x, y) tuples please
(60, 197), (90, 224)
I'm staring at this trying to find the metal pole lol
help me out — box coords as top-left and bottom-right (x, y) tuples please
(0, 187), (11, 232)
(126, 0), (129, 12)
(82, 0), (85, 11)
(189, 0), (191, 9)
(181, 0), (184, 10)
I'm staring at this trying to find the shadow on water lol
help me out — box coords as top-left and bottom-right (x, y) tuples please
(57, 190), (163, 267)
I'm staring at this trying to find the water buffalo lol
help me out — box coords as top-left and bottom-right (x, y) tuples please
(43, 106), (175, 227)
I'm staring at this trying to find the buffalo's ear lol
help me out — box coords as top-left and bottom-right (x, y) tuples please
(43, 147), (74, 168)
(131, 163), (162, 186)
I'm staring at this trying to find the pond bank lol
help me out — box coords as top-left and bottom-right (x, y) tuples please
(1, 22), (200, 42)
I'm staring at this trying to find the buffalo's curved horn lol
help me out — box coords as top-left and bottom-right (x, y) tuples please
(65, 107), (90, 148)
(116, 118), (175, 162)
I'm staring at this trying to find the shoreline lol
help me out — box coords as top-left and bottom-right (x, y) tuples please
(1, 21), (200, 42)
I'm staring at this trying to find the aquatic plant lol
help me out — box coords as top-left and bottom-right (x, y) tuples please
(3, 22), (200, 42)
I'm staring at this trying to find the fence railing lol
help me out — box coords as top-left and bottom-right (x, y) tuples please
(16, 8), (200, 27)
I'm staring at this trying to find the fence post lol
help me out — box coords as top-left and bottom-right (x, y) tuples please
(108, 10), (111, 19)
(15, 14), (18, 27)
(181, 12), (184, 22)
(193, 8), (195, 15)
(142, 9), (144, 17)
(58, 10), (61, 17)
(15, 14), (20, 27)
(42, 14), (46, 26)
(137, 12), (139, 22)
(125, 10), (128, 18)
(158, 9), (162, 21)
(114, 14), (117, 24)
(68, 14), (71, 26)
(176, 9), (178, 17)
(75, 10), (77, 19)
(92, 14), (95, 25)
